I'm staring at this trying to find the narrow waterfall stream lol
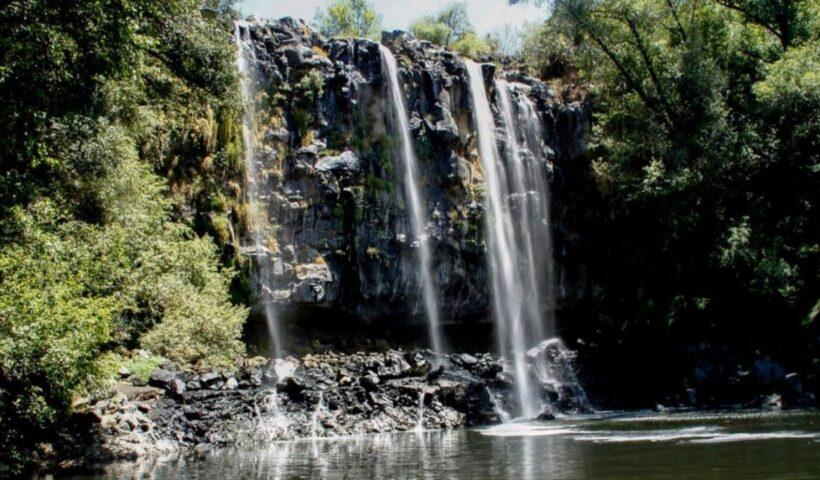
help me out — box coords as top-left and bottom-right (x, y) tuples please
(311, 392), (325, 438)
(496, 80), (548, 342)
(464, 60), (537, 418)
(234, 22), (283, 357)
(380, 45), (444, 354)
(515, 92), (558, 329)
(415, 391), (426, 432)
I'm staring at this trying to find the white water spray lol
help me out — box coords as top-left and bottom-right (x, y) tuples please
(465, 60), (537, 418)
(486, 386), (512, 423)
(235, 22), (283, 357)
(380, 45), (444, 355)
(253, 389), (289, 440)
(311, 392), (325, 438)
(415, 390), (426, 432)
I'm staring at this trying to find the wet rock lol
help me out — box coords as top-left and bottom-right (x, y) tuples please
(149, 369), (186, 396)
(761, 393), (783, 410)
(754, 359), (786, 386)
(361, 372), (381, 390)
(249, 367), (264, 386)
(458, 353), (478, 366)
(200, 371), (221, 387)
(316, 151), (360, 175)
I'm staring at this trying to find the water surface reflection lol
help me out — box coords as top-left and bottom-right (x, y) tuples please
(74, 410), (820, 480)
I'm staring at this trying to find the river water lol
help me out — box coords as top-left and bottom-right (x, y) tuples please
(73, 410), (819, 479)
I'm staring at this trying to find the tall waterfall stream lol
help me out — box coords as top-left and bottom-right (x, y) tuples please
(379, 45), (444, 355)
(235, 22), (283, 358)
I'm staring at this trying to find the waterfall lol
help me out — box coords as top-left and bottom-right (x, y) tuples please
(486, 386), (512, 423)
(515, 91), (557, 330)
(235, 22), (283, 358)
(465, 65), (590, 418)
(496, 81), (550, 341)
(415, 390), (426, 432)
(311, 392), (325, 438)
(254, 389), (289, 440)
(379, 45), (444, 355)
(465, 60), (537, 418)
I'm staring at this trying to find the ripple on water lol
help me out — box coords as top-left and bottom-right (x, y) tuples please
(480, 422), (579, 437)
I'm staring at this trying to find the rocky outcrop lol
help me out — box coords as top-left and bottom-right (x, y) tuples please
(148, 350), (517, 446)
(69, 348), (591, 463)
(237, 19), (590, 331)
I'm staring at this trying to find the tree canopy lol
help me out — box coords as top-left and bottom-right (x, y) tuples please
(409, 1), (492, 57)
(0, 0), (247, 473)
(314, 0), (382, 39)
(519, 0), (818, 350)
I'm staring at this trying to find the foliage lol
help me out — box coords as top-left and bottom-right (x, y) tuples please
(314, 0), (382, 39)
(409, 2), (492, 58)
(138, 235), (247, 367)
(98, 351), (168, 386)
(451, 31), (492, 58)
(521, 0), (818, 355)
(410, 19), (454, 47)
(488, 24), (524, 56)
(0, 0), (246, 473)
(410, 2), (472, 47)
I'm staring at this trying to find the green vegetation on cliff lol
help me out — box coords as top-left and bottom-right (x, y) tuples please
(0, 0), (246, 473)
(519, 0), (818, 391)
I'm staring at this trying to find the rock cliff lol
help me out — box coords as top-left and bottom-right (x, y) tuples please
(236, 19), (590, 339)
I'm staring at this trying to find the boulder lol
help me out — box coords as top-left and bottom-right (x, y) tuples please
(149, 369), (186, 396)
(753, 359), (786, 386)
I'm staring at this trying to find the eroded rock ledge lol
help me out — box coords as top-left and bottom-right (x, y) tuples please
(75, 345), (589, 465)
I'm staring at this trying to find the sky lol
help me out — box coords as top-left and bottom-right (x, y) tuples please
(237, 0), (547, 36)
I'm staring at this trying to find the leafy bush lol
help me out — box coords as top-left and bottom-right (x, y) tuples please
(409, 2), (492, 58)
(138, 235), (247, 368)
(314, 0), (382, 39)
(0, 2), (247, 470)
(411, 19), (453, 47)
(97, 351), (167, 386)
(450, 32), (491, 58)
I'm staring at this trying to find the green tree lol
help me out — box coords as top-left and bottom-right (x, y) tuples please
(451, 31), (492, 57)
(410, 1), (472, 47)
(410, 19), (453, 46)
(0, 1), (247, 473)
(314, 0), (382, 39)
(520, 0), (818, 356)
(409, 1), (491, 57)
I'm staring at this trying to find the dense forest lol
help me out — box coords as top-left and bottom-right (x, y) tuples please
(0, 0), (249, 472)
(0, 0), (817, 475)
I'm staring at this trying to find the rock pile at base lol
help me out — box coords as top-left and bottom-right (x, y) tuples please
(77, 348), (591, 462)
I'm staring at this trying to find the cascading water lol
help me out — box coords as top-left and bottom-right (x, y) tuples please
(496, 81), (550, 341)
(235, 22), (283, 358)
(311, 392), (325, 438)
(415, 391), (426, 432)
(464, 60), (537, 418)
(501, 83), (592, 414)
(380, 45), (444, 355)
(254, 389), (289, 440)
(486, 386), (512, 423)
(515, 90), (557, 327)
(465, 62), (590, 419)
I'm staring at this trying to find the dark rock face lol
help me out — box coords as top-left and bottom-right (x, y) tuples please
(236, 20), (590, 332)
